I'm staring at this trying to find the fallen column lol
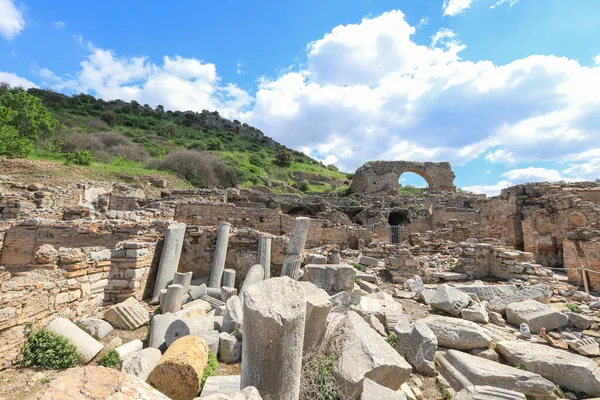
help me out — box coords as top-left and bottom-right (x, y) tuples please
(258, 234), (272, 279)
(281, 217), (311, 279)
(173, 271), (193, 293)
(46, 317), (103, 364)
(148, 312), (178, 350)
(241, 277), (306, 399)
(162, 284), (185, 313)
(165, 316), (224, 347)
(222, 269), (236, 288)
(151, 222), (187, 303)
(209, 222), (232, 288)
(121, 347), (162, 381)
(115, 339), (143, 360)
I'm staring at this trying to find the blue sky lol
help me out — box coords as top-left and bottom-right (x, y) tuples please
(1, 0), (599, 194)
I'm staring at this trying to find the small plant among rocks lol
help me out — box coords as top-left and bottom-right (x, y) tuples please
(352, 263), (363, 271)
(386, 332), (398, 348)
(565, 303), (582, 313)
(201, 350), (218, 390)
(98, 349), (120, 368)
(22, 329), (79, 370)
(441, 388), (453, 400)
(516, 364), (527, 371)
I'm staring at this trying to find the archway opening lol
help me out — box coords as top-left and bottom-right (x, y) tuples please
(388, 210), (409, 226)
(398, 172), (429, 195)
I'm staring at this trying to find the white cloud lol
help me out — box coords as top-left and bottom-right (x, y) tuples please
(484, 148), (516, 164)
(0, 71), (37, 88)
(595, 54), (600, 66)
(490, 0), (520, 9)
(464, 167), (577, 196)
(442, 0), (475, 16)
(40, 44), (252, 119)
(53, 21), (66, 30)
(0, 0), (25, 40)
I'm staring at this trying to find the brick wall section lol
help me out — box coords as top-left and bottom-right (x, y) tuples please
(564, 230), (600, 290)
(107, 240), (158, 303)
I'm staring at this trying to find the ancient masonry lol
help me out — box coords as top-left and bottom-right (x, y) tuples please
(0, 159), (600, 399)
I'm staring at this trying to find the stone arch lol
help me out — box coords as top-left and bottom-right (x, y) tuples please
(350, 161), (456, 194)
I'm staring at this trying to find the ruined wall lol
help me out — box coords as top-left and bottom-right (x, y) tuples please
(564, 230), (600, 290)
(350, 161), (456, 194)
(175, 203), (281, 233)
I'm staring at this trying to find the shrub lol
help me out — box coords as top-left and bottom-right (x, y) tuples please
(201, 350), (217, 390)
(352, 263), (363, 271)
(158, 149), (241, 188)
(66, 150), (93, 166)
(205, 138), (224, 151)
(565, 303), (581, 313)
(59, 131), (148, 163)
(276, 149), (292, 166)
(295, 179), (310, 192)
(248, 154), (265, 168)
(22, 329), (79, 369)
(98, 349), (120, 368)
(0, 125), (32, 158)
(326, 164), (339, 172)
(386, 332), (398, 348)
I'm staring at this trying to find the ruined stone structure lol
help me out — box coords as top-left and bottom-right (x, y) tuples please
(350, 161), (457, 194)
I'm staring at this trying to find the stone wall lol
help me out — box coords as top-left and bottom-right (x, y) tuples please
(350, 161), (456, 194)
(564, 230), (600, 290)
(107, 240), (158, 303)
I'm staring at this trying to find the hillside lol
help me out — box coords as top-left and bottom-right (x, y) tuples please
(2, 85), (349, 194)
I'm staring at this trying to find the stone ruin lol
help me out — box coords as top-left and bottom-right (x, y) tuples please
(0, 160), (599, 399)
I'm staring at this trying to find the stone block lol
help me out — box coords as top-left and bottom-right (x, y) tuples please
(303, 264), (356, 293)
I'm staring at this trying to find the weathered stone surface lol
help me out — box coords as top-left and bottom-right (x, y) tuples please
(360, 378), (407, 400)
(404, 275), (424, 294)
(163, 283), (185, 313)
(41, 366), (170, 400)
(357, 280), (379, 293)
(298, 281), (332, 353)
(307, 254), (327, 264)
(165, 316), (224, 347)
(566, 312), (592, 330)
(486, 284), (551, 315)
(199, 330), (220, 355)
(190, 284), (208, 300)
(496, 340), (600, 395)
(34, 244), (59, 265)
(121, 347), (162, 381)
(505, 299), (568, 333)
(258, 234), (272, 280)
(103, 297), (149, 330)
(421, 316), (492, 350)
(77, 318), (113, 340)
(149, 312), (178, 350)
(198, 375), (241, 398)
(219, 332), (242, 363)
(366, 314), (387, 336)
(394, 320), (437, 376)
(239, 264), (264, 305)
(152, 222), (186, 303)
(174, 271), (194, 294)
(489, 311), (506, 326)
(115, 339), (143, 360)
(429, 284), (472, 316)
(148, 335), (210, 400)
(359, 255), (379, 266)
(568, 337), (600, 356)
(223, 296), (243, 334)
(209, 221), (232, 288)
(335, 311), (412, 399)
(303, 263), (356, 293)
(199, 386), (262, 400)
(222, 269), (236, 289)
(241, 277), (306, 400)
(452, 284), (518, 301)
(436, 350), (555, 398)
(460, 302), (489, 324)
(178, 298), (213, 318)
(454, 385), (526, 400)
(281, 217), (311, 279)
(46, 317), (103, 364)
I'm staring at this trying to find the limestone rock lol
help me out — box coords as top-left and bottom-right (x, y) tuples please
(405, 276), (424, 294)
(469, 348), (499, 362)
(421, 315), (492, 350)
(303, 264), (356, 293)
(223, 296), (243, 334)
(149, 312), (178, 350)
(359, 256), (379, 266)
(299, 281), (332, 352)
(452, 284), (518, 301)
(198, 375), (241, 398)
(486, 284), (551, 315)
(567, 337), (600, 356)
(76, 318), (113, 340)
(41, 366), (170, 400)
(199, 330), (220, 355)
(103, 297), (149, 330)
(34, 244), (58, 265)
(121, 347), (162, 381)
(334, 311), (412, 398)
(460, 302), (489, 324)
(239, 264), (264, 304)
(241, 277), (306, 400)
(436, 349), (556, 398)
(429, 284), (472, 317)
(115, 339), (143, 360)
(59, 247), (87, 264)
(394, 320), (437, 376)
(566, 312), (592, 330)
(454, 386), (526, 400)
(361, 378), (407, 400)
(148, 335), (210, 400)
(496, 340), (600, 395)
(489, 312), (505, 326)
(198, 386), (262, 400)
(165, 316), (224, 347)
(505, 299), (568, 333)
(46, 317), (103, 364)
(219, 332), (242, 363)
(307, 254), (327, 264)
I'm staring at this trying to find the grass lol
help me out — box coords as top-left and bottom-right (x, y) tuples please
(386, 332), (398, 348)
(352, 263), (363, 271)
(565, 303), (582, 313)
(201, 350), (218, 390)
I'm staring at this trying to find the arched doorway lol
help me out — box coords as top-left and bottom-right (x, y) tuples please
(388, 210), (409, 244)
(398, 171), (429, 194)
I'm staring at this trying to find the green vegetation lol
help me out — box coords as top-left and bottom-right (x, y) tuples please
(516, 364), (527, 371)
(386, 332), (398, 348)
(565, 303), (582, 313)
(22, 329), (79, 370)
(0, 84), (348, 193)
(352, 263), (363, 271)
(441, 388), (453, 400)
(98, 349), (121, 368)
(311, 354), (340, 400)
(201, 350), (218, 390)
(398, 185), (426, 195)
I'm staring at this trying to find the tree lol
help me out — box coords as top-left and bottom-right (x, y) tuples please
(0, 86), (59, 157)
(276, 149), (293, 166)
